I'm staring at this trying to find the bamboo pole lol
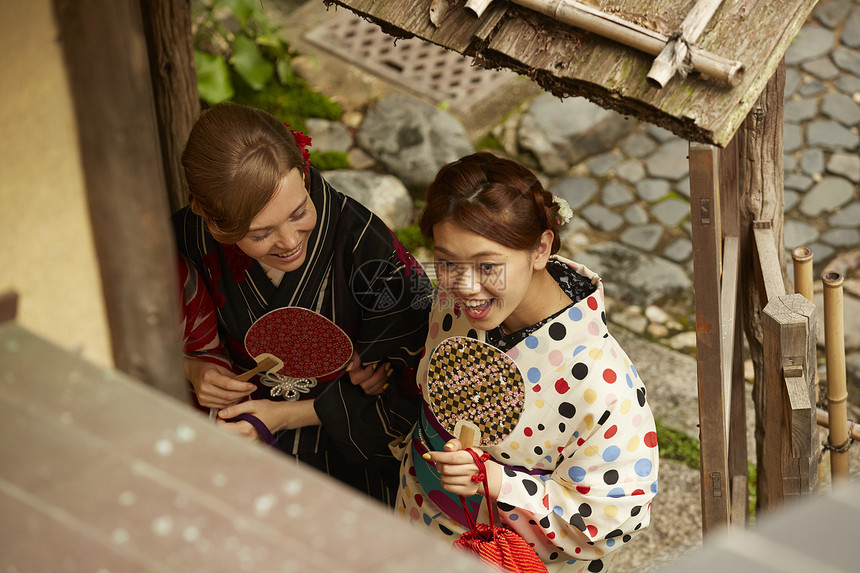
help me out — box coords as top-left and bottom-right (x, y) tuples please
(822, 271), (851, 483)
(647, 0), (726, 88)
(465, 0), (744, 85)
(792, 246), (822, 491)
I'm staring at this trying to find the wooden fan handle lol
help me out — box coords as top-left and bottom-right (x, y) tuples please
(455, 420), (480, 449)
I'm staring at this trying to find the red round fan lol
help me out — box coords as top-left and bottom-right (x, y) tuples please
(244, 307), (353, 400)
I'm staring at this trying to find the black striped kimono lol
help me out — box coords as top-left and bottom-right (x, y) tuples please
(174, 167), (431, 505)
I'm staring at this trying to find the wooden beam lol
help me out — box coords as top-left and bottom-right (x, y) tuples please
(0, 291), (18, 324)
(52, 0), (185, 401)
(688, 142), (729, 534)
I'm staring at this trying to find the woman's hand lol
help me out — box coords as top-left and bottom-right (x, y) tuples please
(185, 357), (256, 408)
(216, 399), (321, 441)
(346, 351), (392, 396)
(423, 439), (502, 498)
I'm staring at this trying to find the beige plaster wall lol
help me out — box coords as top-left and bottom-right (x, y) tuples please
(0, 0), (113, 367)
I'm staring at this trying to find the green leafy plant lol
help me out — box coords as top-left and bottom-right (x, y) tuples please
(192, 0), (342, 131)
(309, 150), (350, 171)
(395, 223), (433, 253)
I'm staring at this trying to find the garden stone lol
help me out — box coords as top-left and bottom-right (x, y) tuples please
(807, 121), (859, 150)
(647, 323), (670, 339)
(624, 204), (649, 225)
(663, 238), (693, 263)
(784, 190), (801, 213)
(645, 305), (670, 325)
(799, 176), (855, 216)
(785, 68), (803, 99)
(820, 228), (860, 247)
(801, 148), (825, 176)
(784, 173), (814, 192)
(517, 93), (634, 175)
(784, 154), (798, 172)
(616, 159), (646, 183)
(646, 124), (675, 142)
(575, 242), (692, 306)
(587, 151), (622, 176)
(561, 217), (595, 254)
(645, 138), (689, 180)
(347, 147), (375, 170)
(674, 177), (690, 199)
(621, 133), (657, 158)
(551, 176), (599, 211)
(822, 92), (860, 125)
(835, 75), (860, 96)
(798, 80), (828, 97)
(785, 27), (835, 64)
(580, 204), (624, 232)
(784, 220), (820, 250)
(306, 118), (352, 153)
(667, 332), (697, 352)
(636, 179), (670, 201)
(783, 124), (804, 153)
(322, 170), (413, 230)
(827, 152), (860, 182)
(802, 57), (841, 80)
(843, 8), (860, 48)
(833, 47), (860, 77)
(829, 203), (860, 227)
(620, 224), (663, 252)
(784, 98), (819, 123)
(651, 199), (690, 227)
(807, 242), (835, 262)
(356, 93), (473, 193)
(611, 306), (648, 335)
(602, 182), (634, 207)
(813, 0), (853, 28)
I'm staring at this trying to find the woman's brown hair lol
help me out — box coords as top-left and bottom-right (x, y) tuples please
(181, 102), (307, 244)
(419, 152), (561, 254)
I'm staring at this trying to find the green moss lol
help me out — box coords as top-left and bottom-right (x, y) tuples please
(308, 150), (349, 171)
(395, 224), (433, 253)
(655, 420), (701, 469)
(476, 133), (503, 151)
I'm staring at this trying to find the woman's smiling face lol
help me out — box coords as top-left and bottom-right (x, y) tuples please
(234, 168), (317, 272)
(432, 220), (546, 332)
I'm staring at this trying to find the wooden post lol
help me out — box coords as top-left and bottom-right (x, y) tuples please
(760, 294), (818, 508)
(139, 0), (200, 213)
(52, 0), (186, 401)
(822, 271), (851, 482)
(737, 59), (787, 513)
(689, 142), (729, 534)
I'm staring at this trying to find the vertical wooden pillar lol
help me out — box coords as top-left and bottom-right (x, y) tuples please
(689, 142), (729, 534)
(52, 0), (186, 401)
(737, 60), (787, 511)
(760, 293), (818, 508)
(140, 0), (200, 213)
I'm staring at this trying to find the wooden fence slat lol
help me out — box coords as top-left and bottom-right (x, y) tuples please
(688, 142), (729, 534)
(720, 235), (739, 435)
(753, 223), (787, 303)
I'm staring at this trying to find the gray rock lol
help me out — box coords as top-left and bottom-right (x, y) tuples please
(636, 179), (671, 202)
(784, 98), (819, 123)
(785, 68), (803, 99)
(798, 80), (828, 97)
(347, 147), (376, 170)
(356, 93), (474, 192)
(620, 224), (664, 252)
(822, 91), (860, 125)
(785, 27), (835, 64)
(645, 138), (689, 180)
(802, 56), (842, 80)
(575, 242), (692, 306)
(821, 228), (860, 247)
(784, 190), (801, 212)
(550, 176), (599, 211)
(807, 242), (835, 262)
(621, 133), (657, 158)
(835, 74), (860, 96)
(666, 331), (697, 352)
(674, 177), (691, 199)
(624, 204), (650, 225)
(807, 120), (860, 150)
(611, 308), (648, 334)
(833, 47), (860, 76)
(784, 153), (799, 172)
(306, 118), (352, 153)
(651, 198), (690, 227)
(587, 151), (622, 176)
(783, 124), (804, 153)
(682, 220), (693, 237)
(663, 238), (693, 263)
(518, 94), (634, 174)
(801, 148), (826, 176)
(616, 159), (646, 183)
(646, 124), (676, 142)
(843, 8), (860, 48)
(814, 0), (853, 28)
(784, 220), (821, 250)
(602, 182), (634, 207)
(580, 204), (625, 232)
(785, 173), (815, 192)
(827, 152), (860, 182)
(322, 170), (414, 230)
(829, 202), (860, 226)
(799, 176), (856, 216)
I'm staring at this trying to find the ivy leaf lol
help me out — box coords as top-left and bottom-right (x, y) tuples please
(194, 50), (234, 105)
(276, 58), (294, 85)
(230, 34), (274, 91)
(219, 0), (255, 28)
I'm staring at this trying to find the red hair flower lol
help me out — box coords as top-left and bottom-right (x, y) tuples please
(284, 123), (312, 176)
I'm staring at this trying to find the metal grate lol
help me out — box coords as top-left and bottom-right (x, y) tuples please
(304, 9), (516, 113)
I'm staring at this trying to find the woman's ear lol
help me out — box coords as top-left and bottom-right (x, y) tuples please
(532, 229), (554, 271)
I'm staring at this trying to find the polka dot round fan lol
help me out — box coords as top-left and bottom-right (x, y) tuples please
(244, 307), (353, 401)
(426, 336), (525, 448)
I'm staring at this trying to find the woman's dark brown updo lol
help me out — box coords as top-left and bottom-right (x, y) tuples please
(419, 152), (561, 254)
(181, 102), (307, 244)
